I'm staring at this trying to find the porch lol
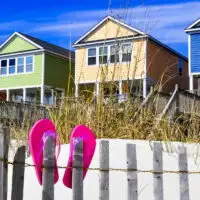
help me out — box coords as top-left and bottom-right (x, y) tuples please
(0, 86), (65, 106)
(75, 78), (155, 102)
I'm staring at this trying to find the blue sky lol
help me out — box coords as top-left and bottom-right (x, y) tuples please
(0, 0), (199, 57)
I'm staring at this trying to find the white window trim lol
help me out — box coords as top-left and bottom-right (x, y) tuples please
(0, 55), (35, 77)
(87, 48), (97, 66)
(98, 46), (109, 65)
(8, 58), (16, 75)
(109, 44), (120, 65)
(121, 43), (133, 64)
(86, 42), (133, 66)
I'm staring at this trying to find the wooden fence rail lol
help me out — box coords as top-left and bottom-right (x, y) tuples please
(0, 124), (195, 200)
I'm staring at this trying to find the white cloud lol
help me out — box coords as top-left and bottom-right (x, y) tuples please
(31, 21), (96, 34)
(52, 1), (200, 43)
(1, 1), (199, 45)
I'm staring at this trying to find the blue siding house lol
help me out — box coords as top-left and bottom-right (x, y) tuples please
(185, 18), (200, 91)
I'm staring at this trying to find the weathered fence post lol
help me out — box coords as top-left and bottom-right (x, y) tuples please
(42, 136), (55, 200)
(178, 146), (189, 200)
(99, 140), (109, 200)
(127, 144), (138, 200)
(72, 139), (83, 200)
(153, 142), (163, 200)
(0, 124), (10, 200)
(11, 146), (26, 200)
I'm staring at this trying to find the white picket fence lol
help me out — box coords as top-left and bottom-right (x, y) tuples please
(1, 123), (199, 200)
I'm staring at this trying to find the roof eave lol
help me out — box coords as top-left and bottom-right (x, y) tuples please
(73, 15), (145, 46)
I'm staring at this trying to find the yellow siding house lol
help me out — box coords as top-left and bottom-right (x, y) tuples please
(73, 16), (189, 100)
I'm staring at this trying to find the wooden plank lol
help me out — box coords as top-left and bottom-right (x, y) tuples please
(127, 144), (138, 200)
(99, 140), (109, 200)
(42, 136), (55, 200)
(178, 146), (189, 200)
(158, 84), (178, 121)
(72, 139), (83, 200)
(0, 124), (10, 200)
(11, 146), (26, 200)
(131, 87), (154, 122)
(153, 142), (163, 200)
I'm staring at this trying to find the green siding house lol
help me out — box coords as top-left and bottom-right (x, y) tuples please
(0, 32), (75, 105)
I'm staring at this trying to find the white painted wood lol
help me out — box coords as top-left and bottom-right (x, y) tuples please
(6, 89), (10, 101)
(143, 77), (147, 98)
(41, 86), (44, 105)
(119, 80), (122, 96)
(51, 89), (54, 105)
(23, 88), (27, 102)
(96, 82), (100, 96)
(75, 84), (79, 98)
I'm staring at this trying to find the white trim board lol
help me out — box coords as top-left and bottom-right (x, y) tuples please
(77, 77), (144, 84)
(42, 52), (45, 87)
(188, 34), (191, 76)
(73, 35), (147, 48)
(0, 49), (44, 58)
(0, 85), (42, 91)
(73, 15), (145, 46)
(185, 18), (200, 30)
(185, 28), (200, 33)
(0, 85), (65, 91)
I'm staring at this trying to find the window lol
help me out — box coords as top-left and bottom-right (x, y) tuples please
(99, 46), (108, 64)
(17, 57), (24, 73)
(9, 59), (15, 74)
(122, 44), (132, 62)
(26, 56), (33, 72)
(88, 48), (96, 65)
(1, 60), (7, 75)
(110, 45), (120, 63)
(0, 55), (34, 76)
(178, 58), (183, 76)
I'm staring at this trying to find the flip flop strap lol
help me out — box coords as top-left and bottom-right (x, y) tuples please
(73, 136), (84, 150)
(36, 130), (61, 163)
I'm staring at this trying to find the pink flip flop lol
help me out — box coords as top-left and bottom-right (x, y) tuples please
(29, 119), (60, 185)
(63, 124), (96, 188)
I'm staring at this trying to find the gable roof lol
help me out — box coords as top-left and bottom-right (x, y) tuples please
(73, 15), (187, 61)
(185, 17), (200, 33)
(0, 32), (75, 60)
(73, 15), (145, 46)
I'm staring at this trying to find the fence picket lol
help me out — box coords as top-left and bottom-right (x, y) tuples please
(99, 140), (109, 200)
(72, 139), (83, 200)
(127, 144), (138, 200)
(178, 146), (189, 200)
(153, 142), (163, 200)
(11, 146), (26, 200)
(42, 136), (55, 200)
(0, 124), (10, 200)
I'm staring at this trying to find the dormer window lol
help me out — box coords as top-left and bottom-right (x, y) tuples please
(99, 47), (108, 64)
(88, 48), (96, 65)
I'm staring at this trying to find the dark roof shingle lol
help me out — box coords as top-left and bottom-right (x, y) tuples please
(19, 32), (75, 60)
